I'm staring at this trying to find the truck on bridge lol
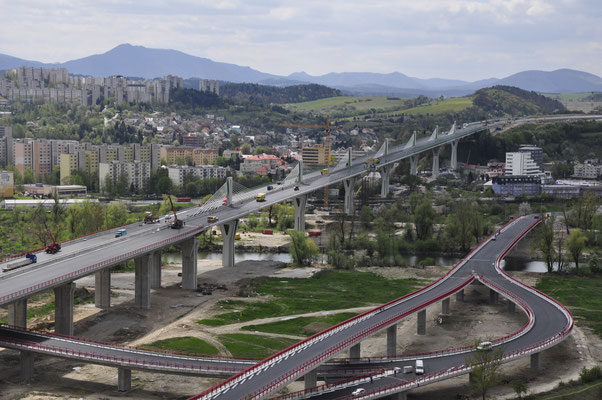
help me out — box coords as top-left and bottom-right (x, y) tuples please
(2, 253), (37, 272)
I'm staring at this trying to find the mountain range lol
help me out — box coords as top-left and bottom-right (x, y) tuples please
(2, 44), (602, 96)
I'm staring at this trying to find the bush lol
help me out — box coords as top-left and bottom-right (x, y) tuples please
(418, 257), (435, 267)
(579, 365), (602, 383)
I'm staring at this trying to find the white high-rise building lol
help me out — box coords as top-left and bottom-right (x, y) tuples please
(505, 152), (541, 176)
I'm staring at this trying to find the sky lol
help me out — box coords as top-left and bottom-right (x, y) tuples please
(1, 0), (601, 81)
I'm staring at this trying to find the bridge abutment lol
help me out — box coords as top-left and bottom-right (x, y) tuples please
(387, 324), (397, 356)
(220, 219), (239, 268)
(380, 164), (393, 198)
(417, 309), (426, 335)
(181, 237), (199, 290)
(150, 250), (162, 289)
(118, 367), (132, 392)
(343, 178), (356, 215)
(54, 282), (75, 335)
(94, 268), (111, 309)
(20, 350), (34, 381)
(294, 195), (307, 232)
(8, 298), (27, 328)
(350, 343), (361, 359)
(135, 255), (151, 309)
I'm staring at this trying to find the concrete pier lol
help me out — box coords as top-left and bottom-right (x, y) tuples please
(432, 147), (441, 178)
(442, 298), (450, 315)
(135, 255), (151, 309)
(118, 367), (132, 392)
(350, 343), (361, 359)
(20, 351), (34, 381)
(304, 368), (317, 389)
(181, 237), (199, 290)
(417, 309), (426, 335)
(220, 219), (239, 268)
(54, 282), (75, 335)
(456, 289), (464, 302)
(387, 324), (397, 356)
(293, 195), (307, 232)
(530, 352), (540, 370)
(450, 140), (459, 170)
(380, 164), (393, 198)
(508, 301), (516, 313)
(150, 250), (162, 289)
(489, 289), (499, 304)
(8, 298), (27, 328)
(343, 178), (356, 215)
(94, 268), (111, 309)
(410, 155), (419, 175)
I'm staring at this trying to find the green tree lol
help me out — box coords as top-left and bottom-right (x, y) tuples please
(466, 340), (504, 400)
(359, 206), (372, 230)
(289, 230), (319, 266)
(414, 197), (436, 240)
(156, 176), (173, 196)
(446, 202), (474, 252)
(511, 380), (527, 399)
(106, 202), (128, 228)
(567, 229), (587, 272)
(532, 216), (556, 272)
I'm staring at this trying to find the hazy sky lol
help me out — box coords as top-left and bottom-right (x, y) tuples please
(1, 0), (601, 81)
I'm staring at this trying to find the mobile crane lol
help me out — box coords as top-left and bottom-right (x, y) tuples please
(44, 222), (61, 254)
(167, 195), (185, 229)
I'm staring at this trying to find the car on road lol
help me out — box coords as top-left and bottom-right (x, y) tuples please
(267, 185), (274, 191)
(222, 198), (228, 205)
(294, 186), (299, 191)
(352, 388), (366, 396)
(415, 359), (424, 375)
(207, 216), (218, 223)
(321, 169), (329, 175)
(115, 229), (127, 238)
(256, 193), (266, 202)
(477, 341), (493, 351)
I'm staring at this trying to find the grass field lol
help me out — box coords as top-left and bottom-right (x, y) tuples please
(402, 97), (473, 115)
(534, 274), (602, 338)
(242, 312), (358, 336)
(198, 270), (424, 326)
(218, 334), (299, 359)
(146, 336), (219, 356)
(543, 93), (595, 102)
(538, 380), (602, 399)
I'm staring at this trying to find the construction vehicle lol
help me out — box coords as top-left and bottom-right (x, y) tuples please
(144, 212), (160, 224)
(365, 158), (380, 169)
(321, 169), (329, 175)
(208, 216), (218, 223)
(167, 195), (185, 229)
(3, 254), (37, 272)
(44, 222), (61, 254)
(279, 117), (340, 208)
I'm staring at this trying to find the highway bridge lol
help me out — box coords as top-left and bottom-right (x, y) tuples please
(0, 114), (595, 397)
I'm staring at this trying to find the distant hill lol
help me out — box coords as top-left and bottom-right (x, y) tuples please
(1, 44), (602, 95)
(472, 86), (566, 115)
(220, 83), (342, 104)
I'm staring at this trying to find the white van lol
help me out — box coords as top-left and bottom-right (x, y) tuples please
(415, 359), (424, 375)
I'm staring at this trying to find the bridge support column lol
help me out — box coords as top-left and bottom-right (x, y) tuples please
(220, 219), (239, 268)
(410, 155), (419, 175)
(304, 368), (317, 389)
(389, 392), (407, 400)
(456, 289), (464, 302)
(181, 237), (199, 290)
(54, 282), (75, 335)
(8, 298), (27, 328)
(343, 178), (356, 215)
(294, 195), (307, 232)
(380, 164), (393, 198)
(417, 309), (426, 335)
(150, 250), (162, 289)
(20, 351), (34, 381)
(94, 268), (111, 309)
(442, 298), (451, 315)
(135, 255), (151, 309)
(530, 352), (540, 370)
(450, 140), (459, 170)
(508, 300), (516, 313)
(489, 289), (499, 305)
(432, 147), (441, 178)
(387, 324), (397, 356)
(350, 343), (361, 359)
(118, 367), (132, 392)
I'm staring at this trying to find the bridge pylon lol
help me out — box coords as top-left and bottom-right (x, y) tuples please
(220, 219), (239, 268)
(294, 195), (307, 232)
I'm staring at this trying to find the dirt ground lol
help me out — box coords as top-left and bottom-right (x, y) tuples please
(0, 257), (600, 400)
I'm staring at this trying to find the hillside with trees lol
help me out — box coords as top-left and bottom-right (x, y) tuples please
(220, 83), (342, 105)
(472, 85), (565, 115)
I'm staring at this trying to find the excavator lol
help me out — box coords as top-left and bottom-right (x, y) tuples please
(43, 222), (61, 254)
(144, 212), (160, 224)
(167, 195), (185, 229)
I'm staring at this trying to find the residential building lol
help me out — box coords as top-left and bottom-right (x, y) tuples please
(98, 161), (150, 192)
(199, 79), (219, 95)
(542, 185), (581, 199)
(167, 165), (226, 186)
(193, 148), (219, 165)
(183, 133), (205, 147)
(240, 153), (285, 175)
(0, 170), (14, 198)
(573, 162), (602, 179)
(302, 143), (330, 166)
(0, 126), (13, 166)
(13, 140), (34, 175)
(491, 175), (541, 197)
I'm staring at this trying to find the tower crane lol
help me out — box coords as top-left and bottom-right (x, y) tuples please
(279, 117), (341, 208)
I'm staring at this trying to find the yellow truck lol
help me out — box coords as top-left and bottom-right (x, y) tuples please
(256, 193), (266, 202)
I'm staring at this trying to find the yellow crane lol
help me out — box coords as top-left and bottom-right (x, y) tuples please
(280, 117), (341, 208)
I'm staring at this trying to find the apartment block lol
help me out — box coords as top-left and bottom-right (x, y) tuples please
(99, 161), (150, 192)
(167, 165), (226, 186)
(505, 152), (541, 176)
(302, 143), (330, 166)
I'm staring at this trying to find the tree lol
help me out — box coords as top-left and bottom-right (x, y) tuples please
(289, 230), (319, 266)
(589, 253), (600, 274)
(567, 229), (587, 271)
(511, 380), (527, 399)
(106, 202), (128, 228)
(360, 206), (372, 230)
(466, 340), (504, 400)
(414, 197), (436, 240)
(446, 202), (474, 252)
(532, 215), (556, 273)
(518, 202), (532, 215)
